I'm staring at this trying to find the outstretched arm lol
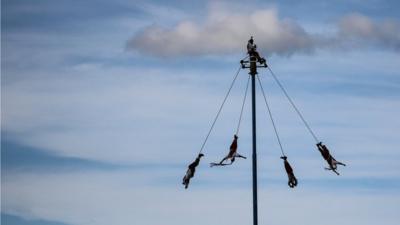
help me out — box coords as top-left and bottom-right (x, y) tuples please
(210, 162), (232, 167)
(336, 161), (346, 166)
(325, 167), (340, 175)
(235, 153), (247, 159)
(332, 157), (346, 166)
(219, 155), (229, 164)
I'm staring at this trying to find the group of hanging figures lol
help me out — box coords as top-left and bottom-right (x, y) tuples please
(182, 37), (346, 189)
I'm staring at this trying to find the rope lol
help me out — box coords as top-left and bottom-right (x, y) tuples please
(267, 66), (320, 143)
(198, 66), (242, 154)
(256, 74), (286, 157)
(235, 75), (250, 135)
(241, 55), (249, 61)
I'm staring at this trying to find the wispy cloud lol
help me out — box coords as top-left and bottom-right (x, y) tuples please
(3, 170), (400, 225)
(337, 13), (400, 50)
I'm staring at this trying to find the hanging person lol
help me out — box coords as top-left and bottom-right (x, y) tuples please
(316, 142), (346, 175)
(247, 36), (266, 64)
(280, 156), (298, 188)
(210, 135), (246, 167)
(182, 153), (204, 189)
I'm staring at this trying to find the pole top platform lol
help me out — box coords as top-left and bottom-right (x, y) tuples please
(241, 37), (268, 75)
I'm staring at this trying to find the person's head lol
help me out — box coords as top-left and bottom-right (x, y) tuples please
(199, 153), (204, 158)
(234, 134), (238, 139)
(280, 156), (288, 160)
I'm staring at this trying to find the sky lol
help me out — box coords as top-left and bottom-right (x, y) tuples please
(1, 0), (400, 225)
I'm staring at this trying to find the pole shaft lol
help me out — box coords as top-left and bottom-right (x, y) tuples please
(250, 57), (258, 225)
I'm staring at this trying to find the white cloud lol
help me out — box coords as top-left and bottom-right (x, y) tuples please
(127, 7), (316, 57)
(127, 6), (400, 57)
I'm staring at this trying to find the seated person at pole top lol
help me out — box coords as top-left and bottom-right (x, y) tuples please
(247, 36), (266, 64)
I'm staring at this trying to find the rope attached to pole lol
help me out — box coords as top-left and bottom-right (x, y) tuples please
(256, 74), (286, 157)
(267, 66), (320, 143)
(236, 75), (250, 136)
(198, 66), (242, 154)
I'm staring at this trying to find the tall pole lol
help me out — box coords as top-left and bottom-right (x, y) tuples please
(241, 52), (264, 225)
(250, 56), (258, 225)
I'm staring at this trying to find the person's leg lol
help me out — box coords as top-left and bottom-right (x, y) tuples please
(253, 52), (265, 63)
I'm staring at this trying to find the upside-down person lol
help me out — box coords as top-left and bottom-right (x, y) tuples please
(182, 153), (204, 189)
(316, 142), (346, 175)
(280, 156), (298, 188)
(210, 135), (246, 167)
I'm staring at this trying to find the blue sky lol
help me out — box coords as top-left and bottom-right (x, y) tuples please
(2, 0), (400, 225)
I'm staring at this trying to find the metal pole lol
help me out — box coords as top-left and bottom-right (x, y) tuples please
(249, 56), (258, 225)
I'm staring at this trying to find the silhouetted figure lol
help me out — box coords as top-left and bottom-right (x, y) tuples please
(247, 36), (266, 64)
(182, 153), (204, 189)
(316, 142), (346, 175)
(210, 135), (246, 167)
(281, 156), (298, 188)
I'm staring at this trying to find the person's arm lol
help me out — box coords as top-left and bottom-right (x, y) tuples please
(247, 43), (251, 52)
